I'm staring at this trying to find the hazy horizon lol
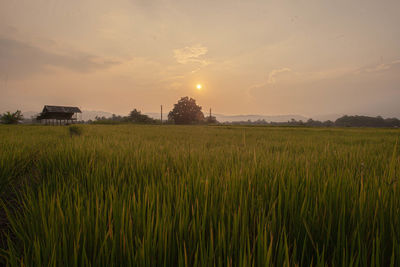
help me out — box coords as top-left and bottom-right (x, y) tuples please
(1, 0), (399, 118)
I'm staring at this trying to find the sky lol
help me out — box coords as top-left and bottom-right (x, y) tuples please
(1, 0), (399, 118)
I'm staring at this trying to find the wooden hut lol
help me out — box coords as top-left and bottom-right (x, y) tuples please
(36, 105), (82, 125)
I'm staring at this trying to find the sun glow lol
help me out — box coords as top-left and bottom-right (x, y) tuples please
(196, 84), (202, 90)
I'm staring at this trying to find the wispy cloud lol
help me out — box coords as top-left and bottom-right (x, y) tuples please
(356, 59), (400, 74)
(267, 68), (292, 84)
(0, 37), (120, 79)
(248, 67), (293, 92)
(173, 44), (209, 65)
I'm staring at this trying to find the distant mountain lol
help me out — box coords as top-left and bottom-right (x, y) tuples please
(145, 112), (308, 123)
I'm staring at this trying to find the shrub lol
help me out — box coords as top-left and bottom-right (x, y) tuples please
(0, 110), (23, 124)
(68, 125), (83, 136)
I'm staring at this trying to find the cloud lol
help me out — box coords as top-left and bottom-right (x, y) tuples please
(173, 44), (209, 65)
(355, 59), (400, 74)
(248, 68), (293, 92)
(0, 37), (120, 79)
(267, 68), (292, 84)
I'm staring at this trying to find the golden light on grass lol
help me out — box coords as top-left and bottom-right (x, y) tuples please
(1, 125), (399, 265)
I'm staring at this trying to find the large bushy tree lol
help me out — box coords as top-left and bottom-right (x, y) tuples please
(168, 97), (204, 124)
(0, 110), (23, 124)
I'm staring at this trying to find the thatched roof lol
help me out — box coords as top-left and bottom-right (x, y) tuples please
(36, 105), (82, 120)
(42, 105), (81, 113)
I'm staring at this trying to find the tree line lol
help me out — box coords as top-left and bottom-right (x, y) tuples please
(227, 115), (400, 128)
(92, 109), (158, 124)
(92, 96), (217, 125)
(1, 97), (399, 127)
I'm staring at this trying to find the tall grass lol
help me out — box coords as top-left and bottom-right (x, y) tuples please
(0, 125), (399, 266)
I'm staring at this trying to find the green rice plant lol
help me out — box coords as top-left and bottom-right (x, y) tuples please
(0, 125), (399, 266)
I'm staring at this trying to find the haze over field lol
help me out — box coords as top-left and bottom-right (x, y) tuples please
(21, 110), (310, 123)
(1, 0), (399, 118)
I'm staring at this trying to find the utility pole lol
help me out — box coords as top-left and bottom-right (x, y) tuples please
(161, 105), (163, 124)
(209, 108), (212, 118)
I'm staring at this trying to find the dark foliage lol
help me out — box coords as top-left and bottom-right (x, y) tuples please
(224, 115), (400, 128)
(92, 109), (156, 124)
(68, 125), (83, 136)
(206, 115), (218, 124)
(168, 97), (205, 124)
(0, 110), (23, 124)
(127, 109), (156, 123)
(335, 115), (400, 127)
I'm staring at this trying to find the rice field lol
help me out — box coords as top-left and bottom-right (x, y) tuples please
(0, 125), (399, 266)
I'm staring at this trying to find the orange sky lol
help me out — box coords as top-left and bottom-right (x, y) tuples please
(1, 0), (400, 118)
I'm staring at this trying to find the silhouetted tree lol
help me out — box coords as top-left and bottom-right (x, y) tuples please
(384, 118), (400, 127)
(0, 110), (23, 124)
(223, 115), (399, 127)
(111, 114), (124, 121)
(323, 120), (334, 127)
(92, 109), (156, 124)
(306, 119), (323, 127)
(168, 97), (205, 124)
(128, 109), (155, 123)
(335, 115), (386, 127)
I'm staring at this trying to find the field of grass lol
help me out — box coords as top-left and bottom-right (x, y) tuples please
(0, 125), (399, 266)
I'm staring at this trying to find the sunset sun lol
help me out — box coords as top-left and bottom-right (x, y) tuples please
(196, 84), (202, 90)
